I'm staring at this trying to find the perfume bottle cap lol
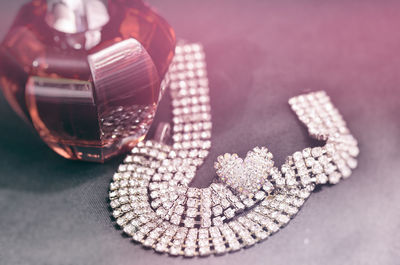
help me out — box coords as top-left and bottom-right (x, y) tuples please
(45, 0), (110, 34)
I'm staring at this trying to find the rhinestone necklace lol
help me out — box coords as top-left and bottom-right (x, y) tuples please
(109, 42), (359, 257)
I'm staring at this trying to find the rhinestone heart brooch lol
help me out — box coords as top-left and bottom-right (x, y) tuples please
(108, 42), (359, 257)
(214, 147), (274, 196)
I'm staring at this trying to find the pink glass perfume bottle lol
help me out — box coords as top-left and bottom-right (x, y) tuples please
(0, 0), (176, 162)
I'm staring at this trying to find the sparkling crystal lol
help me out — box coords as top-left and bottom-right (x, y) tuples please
(186, 207), (198, 218)
(201, 217), (212, 228)
(155, 243), (168, 253)
(329, 172), (342, 184)
(187, 198), (198, 208)
(212, 217), (224, 226)
(312, 147), (323, 157)
(262, 181), (274, 193)
(169, 246), (181, 256)
(184, 247), (196, 257)
(199, 246), (211, 256)
(224, 208), (235, 219)
(184, 217), (195, 228)
(132, 232), (145, 242)
(170, 214), (181, 225)
(212, 205), (223, 216)
(312, 163), (324, 174)
(254, 191), (266, 200)
(174, 205), (185, 215)
(316, 173), (328, 184)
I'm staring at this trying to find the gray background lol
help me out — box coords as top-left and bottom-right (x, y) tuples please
(1, 0), (400, 264)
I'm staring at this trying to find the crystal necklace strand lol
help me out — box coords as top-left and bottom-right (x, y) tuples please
(109, 42), (359, 257)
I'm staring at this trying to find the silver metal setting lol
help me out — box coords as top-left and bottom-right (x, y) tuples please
(108, 42), (359, 257)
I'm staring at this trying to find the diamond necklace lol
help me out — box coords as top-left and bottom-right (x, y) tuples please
(108, 42), (359, 257)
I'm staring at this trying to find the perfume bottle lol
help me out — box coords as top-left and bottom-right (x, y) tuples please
(0, 0), (176, 162)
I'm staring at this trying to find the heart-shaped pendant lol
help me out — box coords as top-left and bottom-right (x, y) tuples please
(214, 147), (275, 196)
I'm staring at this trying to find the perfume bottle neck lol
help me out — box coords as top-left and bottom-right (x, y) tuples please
(45, 0), (109, 34)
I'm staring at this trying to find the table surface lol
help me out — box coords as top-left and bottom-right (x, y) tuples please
(1, 1), (399, 264)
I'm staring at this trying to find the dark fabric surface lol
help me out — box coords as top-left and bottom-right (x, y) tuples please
(1, 0), (400, 264)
